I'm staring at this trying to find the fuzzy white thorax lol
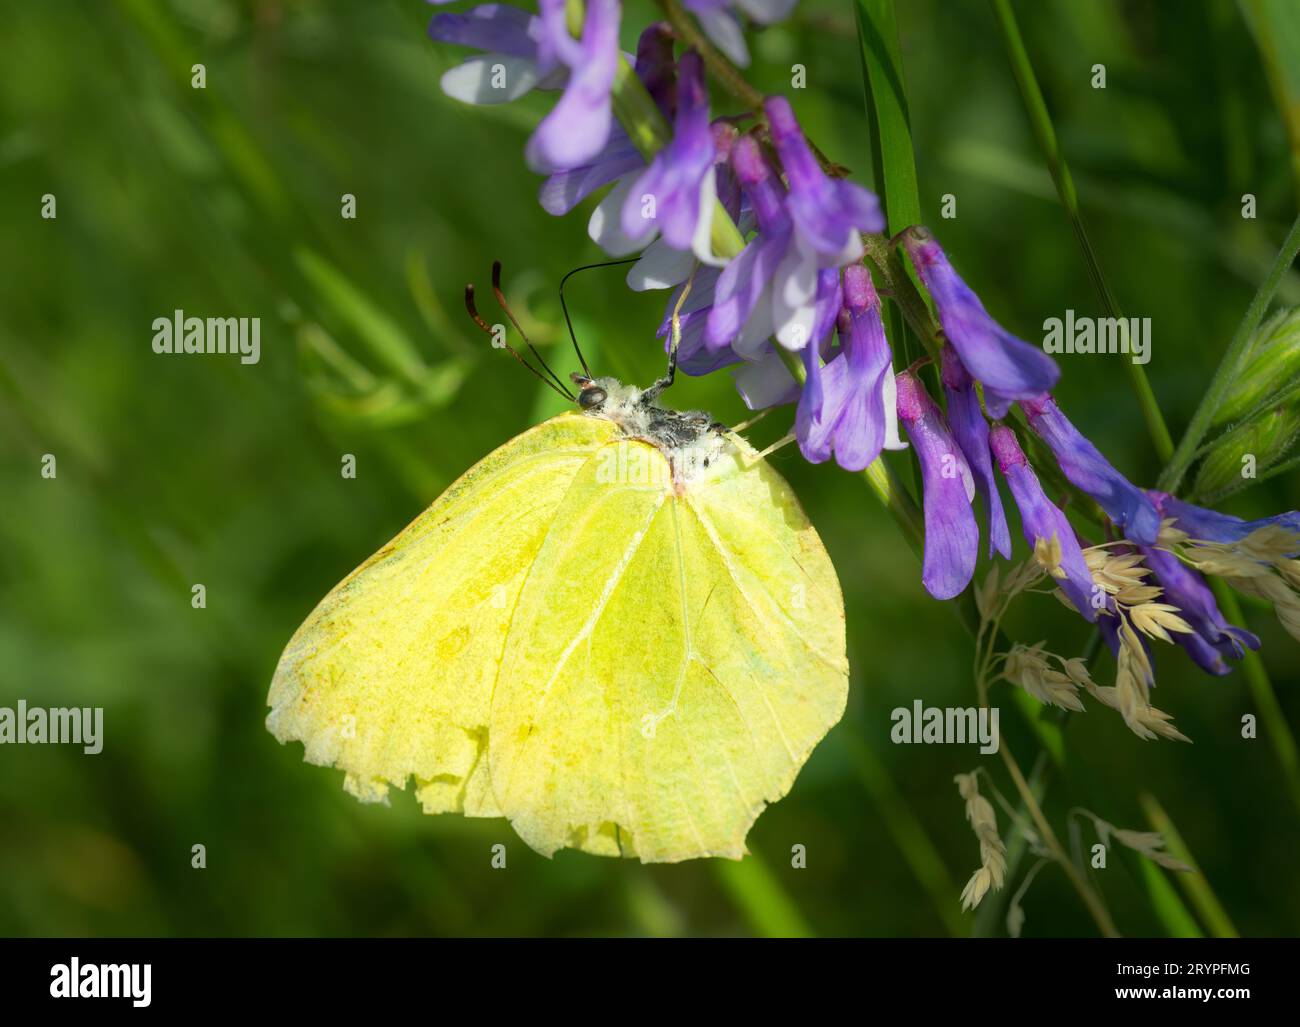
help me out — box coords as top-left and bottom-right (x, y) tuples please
(580, 376), (729, 490)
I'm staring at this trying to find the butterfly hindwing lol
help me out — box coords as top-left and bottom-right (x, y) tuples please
(488, 434), (848, 862)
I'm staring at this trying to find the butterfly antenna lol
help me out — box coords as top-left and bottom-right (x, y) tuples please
(558, 257), (641, 379)
(490, 261), (572, 397)
(464, 282), (575, 401)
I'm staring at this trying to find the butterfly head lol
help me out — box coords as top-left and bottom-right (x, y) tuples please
(570, 374), (648, 424)
(570, 374), (607, 411)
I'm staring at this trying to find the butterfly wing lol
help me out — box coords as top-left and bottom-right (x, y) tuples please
(489, 433), (848, 862)
(267, 413), (618, 815)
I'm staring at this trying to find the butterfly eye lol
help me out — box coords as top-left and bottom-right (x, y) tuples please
(579, 387), (607, 409)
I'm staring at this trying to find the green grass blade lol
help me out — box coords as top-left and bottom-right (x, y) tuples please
(988, 0), (1174, 463)
(1137, 860), (1204, 937)
(1140, 793), (1240, 938)
(843, 735), (965, 936)
(854, 0), (922, 365)
(1240, 0), (1300, 199)
(294, 247), (430, 387)
(712, 852), (815, 938)
(1214, 582), (1300, 817)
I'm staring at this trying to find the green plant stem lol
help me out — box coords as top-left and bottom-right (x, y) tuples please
(975, 613), (1121, 938)
(610, 56), (672, 157)
(999, 741), (1121, 937)
(1213, 582), (1300, 815)
(1159, 213), (1300, 491)
(659, 0), (763, 110)
(862, 235), (942, 361)
(989, 0), (1174, 463)
(1140, 792), (1240, 938)
(971, 748), (1051, 935)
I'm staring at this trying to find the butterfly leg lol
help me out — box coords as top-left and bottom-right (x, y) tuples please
(643, 262), (700, 402)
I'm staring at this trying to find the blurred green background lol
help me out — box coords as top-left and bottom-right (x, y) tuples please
(2, 0), (1299, 937)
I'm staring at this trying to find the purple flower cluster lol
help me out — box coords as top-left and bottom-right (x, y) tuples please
(427, 2), (1300, 683)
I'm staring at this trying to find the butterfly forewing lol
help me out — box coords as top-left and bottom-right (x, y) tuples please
(266, 414), (618, 815)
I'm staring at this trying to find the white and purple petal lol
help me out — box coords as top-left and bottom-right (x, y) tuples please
(526, 0), (620, 173)
(428, 3), (541, 59)
(796, 266), (893, 472)
(705, 223), (792, 348)
(734, 346), (800, 409)
(538, 127), (642, 214)
(619, 52), (714, 250)
(793, 268), (847, 459)
(897, 371), (979, 600)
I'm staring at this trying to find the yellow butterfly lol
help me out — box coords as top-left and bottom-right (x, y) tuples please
(267, 265), (848, 862)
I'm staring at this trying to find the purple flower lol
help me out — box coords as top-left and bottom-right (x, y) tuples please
(428, 3), (560, 104)
(681, 0), (798, 68)
(796, 266), (898, 471)
(900, 227), (1059, 418)
(1021, 395), (1162, 546)
(896, 371), (979, 600)
(1139, 546), (1260, 675)
(537, 24), (672, 218)
(700, 109), (883, 355)
(627, 121), (743, 290)
(525, 0), (621, 173)
(766, 96), (884, 266)
(704, 134), (798, 353)
(615, 52), (720, 257)
(696, 102), (883, 354)
(942, 348), (1011, 559)
(793, 268), (846, 457)
(989, 424), (1099, 621)
(583, 53), (737, 266)
(1149, 491), (1300, 552)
